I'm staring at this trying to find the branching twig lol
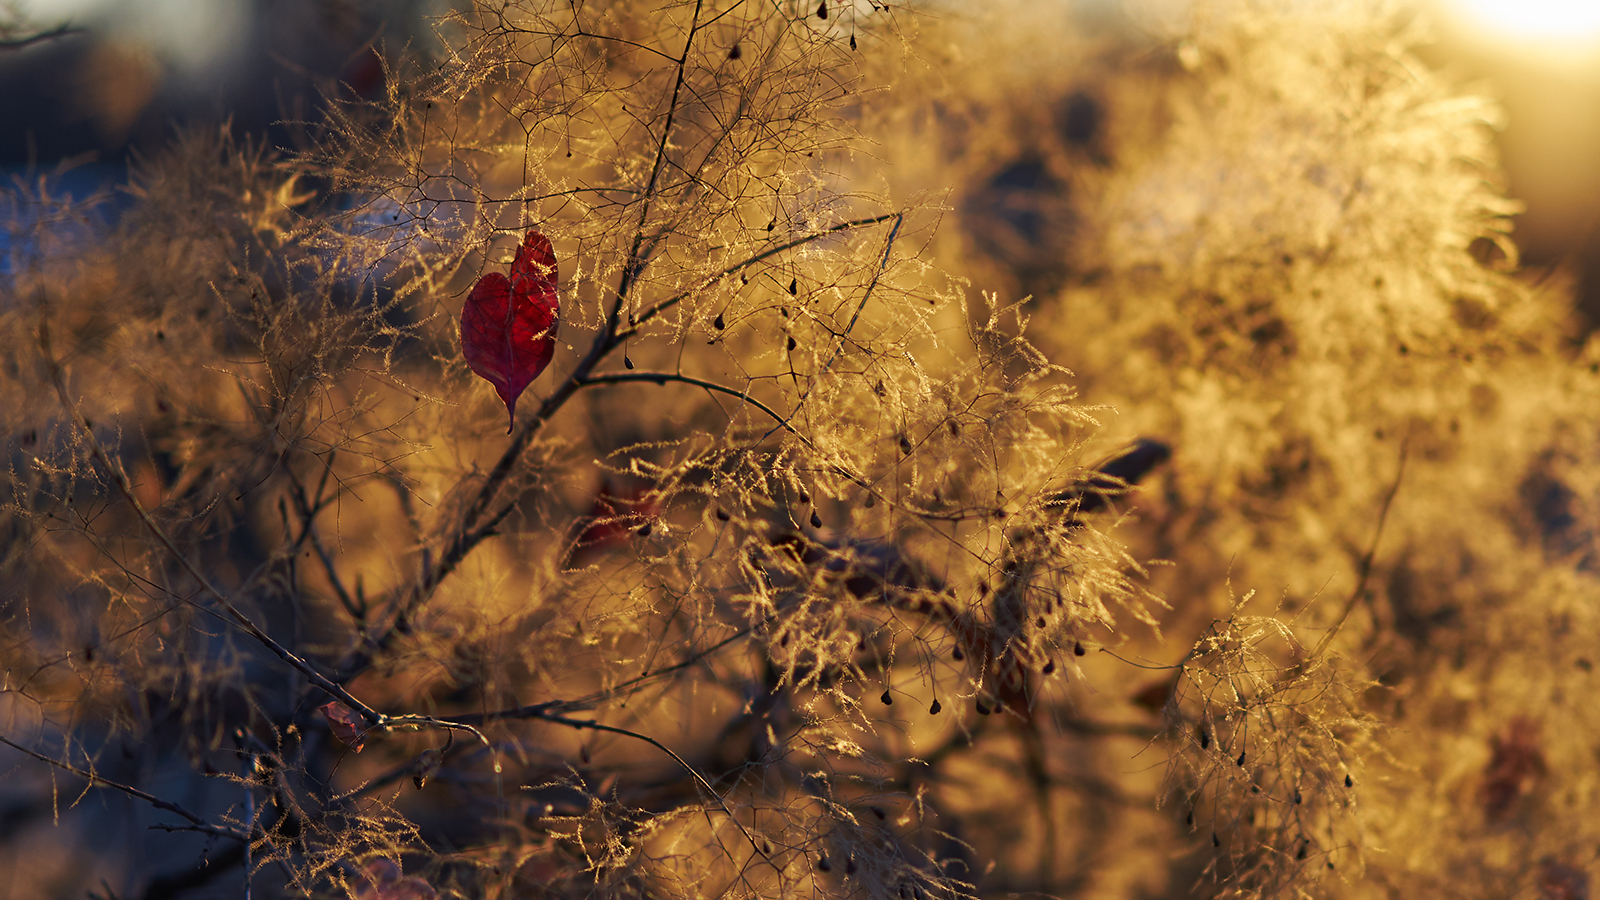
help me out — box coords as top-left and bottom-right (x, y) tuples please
(1308, 435), (1409, 661)
(0, 735), (247, 842)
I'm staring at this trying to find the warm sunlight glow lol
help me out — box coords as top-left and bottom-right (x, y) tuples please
(1450, 0), (1600, 45)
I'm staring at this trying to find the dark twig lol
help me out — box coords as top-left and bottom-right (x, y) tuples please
(1309, 434), (1409, 660)
(0, 735), (246, 842)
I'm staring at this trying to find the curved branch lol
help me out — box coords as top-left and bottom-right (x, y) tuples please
(576, 371), (801, 436)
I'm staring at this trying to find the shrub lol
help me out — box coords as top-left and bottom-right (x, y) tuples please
(2, 2), (1596, 899)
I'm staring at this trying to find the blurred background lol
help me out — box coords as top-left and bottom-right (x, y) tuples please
(3, 0), (1599, 310)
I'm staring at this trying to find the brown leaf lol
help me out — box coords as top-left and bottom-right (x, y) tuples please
(320, 701), (367, 753)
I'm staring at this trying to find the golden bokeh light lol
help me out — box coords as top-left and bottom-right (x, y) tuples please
(1448, 0), (1600, 46)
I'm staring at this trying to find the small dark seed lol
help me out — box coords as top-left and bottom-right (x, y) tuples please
(716, 507), (731, 521)
(850, 33), (857, 51)
(1186, 810), (1194, 826)
(1042, 660), (1055, 675)
(818, 854), (831, 872)
(929, 699), (941, 715)
(624, 355), (635, 369)
(951, 646), (964, 661)
(881, 690), (893, 705)
(788, 278), (798, 295)
(787, 335), (797, 351)
(871, 806), (886, 819)
(817, 0), (828, 19)
(1237, 751), (1246, 767)
(714, 313), (725, 329)
(1212, 832), (1220, 847)
(1344, 774), (1354, 788)
(1294, 790), (1302, 805)
(728, 43), (742, 60)
(637, 523), (652, 537)
(1074, 641), (1086, 656)
(1199, 727), (1210, 749)
(810, 510), (823, 528)
(1036, 616), (1047, 628)
(975, 700), (991, 715)
(846, 857), (857, 875)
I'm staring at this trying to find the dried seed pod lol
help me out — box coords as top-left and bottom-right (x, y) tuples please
(411, 748), (442, 790)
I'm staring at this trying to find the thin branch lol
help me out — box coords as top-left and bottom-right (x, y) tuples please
(614, 0), (705, 307)
(1308, 434), (1408, 661)
(620, 212), (903, 341)
(576, 371), (801, 435)
(0, 735), (247, 842)
(524, 711), (771, 863)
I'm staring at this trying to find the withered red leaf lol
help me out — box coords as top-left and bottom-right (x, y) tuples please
(320, 701), (367, 753)
(461, 230), (560, 432)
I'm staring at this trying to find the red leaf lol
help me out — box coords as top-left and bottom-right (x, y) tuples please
(461, 230), (560, 432)
(348, 859), (439, 900)
(320, 701), (367, 752)
(565, 480), (660, 568)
